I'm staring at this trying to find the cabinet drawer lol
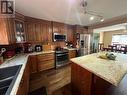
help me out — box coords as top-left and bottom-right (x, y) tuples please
(38, 60), (55, 71)
(37, 53), (54, 62)
(69, 50), (76, 59)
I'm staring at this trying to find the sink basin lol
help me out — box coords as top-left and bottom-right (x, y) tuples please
(0, 65), (22, 95)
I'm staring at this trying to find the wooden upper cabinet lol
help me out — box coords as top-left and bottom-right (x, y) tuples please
(25, 22), (36, 42)
(25, 17), (52, 43)
(0, 12), (26, 45)
(52, 22), (67, 35)
(14, 12), (26, 43)
(15, 20), (26, 43)
(41, 21), (52, 42)
(52, 21), (60, 33)
(75, 25), (88, 34)
(0, 18), (16, 45)
(52, 22), (74, 42)
(67, 25), (74, 42)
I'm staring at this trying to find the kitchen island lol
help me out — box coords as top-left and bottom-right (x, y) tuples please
(71, 53), (127, 95)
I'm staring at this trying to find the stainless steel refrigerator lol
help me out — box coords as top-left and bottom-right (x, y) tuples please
(77, 34), (91, 56)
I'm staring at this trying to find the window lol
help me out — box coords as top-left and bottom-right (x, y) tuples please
(112, 34), (127, 45)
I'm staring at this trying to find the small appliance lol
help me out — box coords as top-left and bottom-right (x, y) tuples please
(23, 43), (33, 53)
(35, 45), (42, 52)
(4, 50), (15, 58)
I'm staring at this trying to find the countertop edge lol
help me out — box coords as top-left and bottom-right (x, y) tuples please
(71, 60), (118, 86)
(0, 51), (55, 95)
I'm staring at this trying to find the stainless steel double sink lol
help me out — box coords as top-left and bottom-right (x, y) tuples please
(0, 65), (22, 95)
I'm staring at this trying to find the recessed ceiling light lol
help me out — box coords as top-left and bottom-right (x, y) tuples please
(100, 18), (104, 22)
(90, 16), (95, 21)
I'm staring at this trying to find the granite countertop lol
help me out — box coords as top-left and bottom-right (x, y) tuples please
(71, 53), (127, 86)
(0, 50), (55, 95)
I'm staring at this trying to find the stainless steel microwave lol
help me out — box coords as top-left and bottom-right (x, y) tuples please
(53, 33), (66, 41)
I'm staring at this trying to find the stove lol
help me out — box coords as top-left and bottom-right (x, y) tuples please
(55, 49), (69, 54)
(55, 48), (69, 68)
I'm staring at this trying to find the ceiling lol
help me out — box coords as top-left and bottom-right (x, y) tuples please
(15, 0), (127, 26)
(94, 23), (127, 33)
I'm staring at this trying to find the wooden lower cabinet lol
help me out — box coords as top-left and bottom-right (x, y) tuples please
(37, 53), (55, 72)
(69, 50), (76, 59)
(16, 63), (30, 95)
(93, 75), (116, 95)
(29, 55), (37, 74)
(29, 53), (55, 74)
(71, 63), (92, 95)
(71, 63), (120, 95)
(38, 60), (54, 71)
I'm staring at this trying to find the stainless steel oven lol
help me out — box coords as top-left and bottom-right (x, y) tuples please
(55, 49), (69, 68)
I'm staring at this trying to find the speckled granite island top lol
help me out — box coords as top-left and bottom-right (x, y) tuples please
(71, 53), (127, 86)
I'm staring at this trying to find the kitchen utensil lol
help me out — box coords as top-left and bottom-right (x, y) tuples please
(35, 45), (42, 52)
(0, 48), (6, 56)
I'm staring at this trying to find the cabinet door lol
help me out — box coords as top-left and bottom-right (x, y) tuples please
(26, 19), (52, 43)
(52, 22), (60, 33)
(37, 53), (55, 72)
(76, 25), (88, 34)
(69, 50), (76, 59)
(0, 18), (15, 45)
(7, 18), (16, 44)
(60, 24), (67, 35)
(35, 23), (43, 42)
(71, 63), (92, 95)
(44, 21), (52, 42)
(67, 26), (74, 42)
(26, 23), (36, 42)
(0, 18), (9, 44)
(38, 60), (55, 72)
(29, 55), (37, 74)
(15, 20), (26, 43)
(93, 75), (115, 95)
(17, 63), (29, 95)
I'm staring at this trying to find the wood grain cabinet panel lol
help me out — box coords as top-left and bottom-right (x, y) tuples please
(38, 60), (55, 72)
(52, 22), (67, 34)
(25, 17), (52, 43)
(37, 53), (54, 62)
(0, 12), (26, 45)
(75, 25), (88, 34)
(37, 53), (55, 72)
(28, 55), (37, 74)
(25, 22), (36, 42)
(0, 18), (16, 45)
(69, 50), (76, 59)
(67, 25), (74, 42)
(71, 63), (92, 95)
(16, 62), (30, 95)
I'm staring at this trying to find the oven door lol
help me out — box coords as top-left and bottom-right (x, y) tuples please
(55, 53), (69, 68)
